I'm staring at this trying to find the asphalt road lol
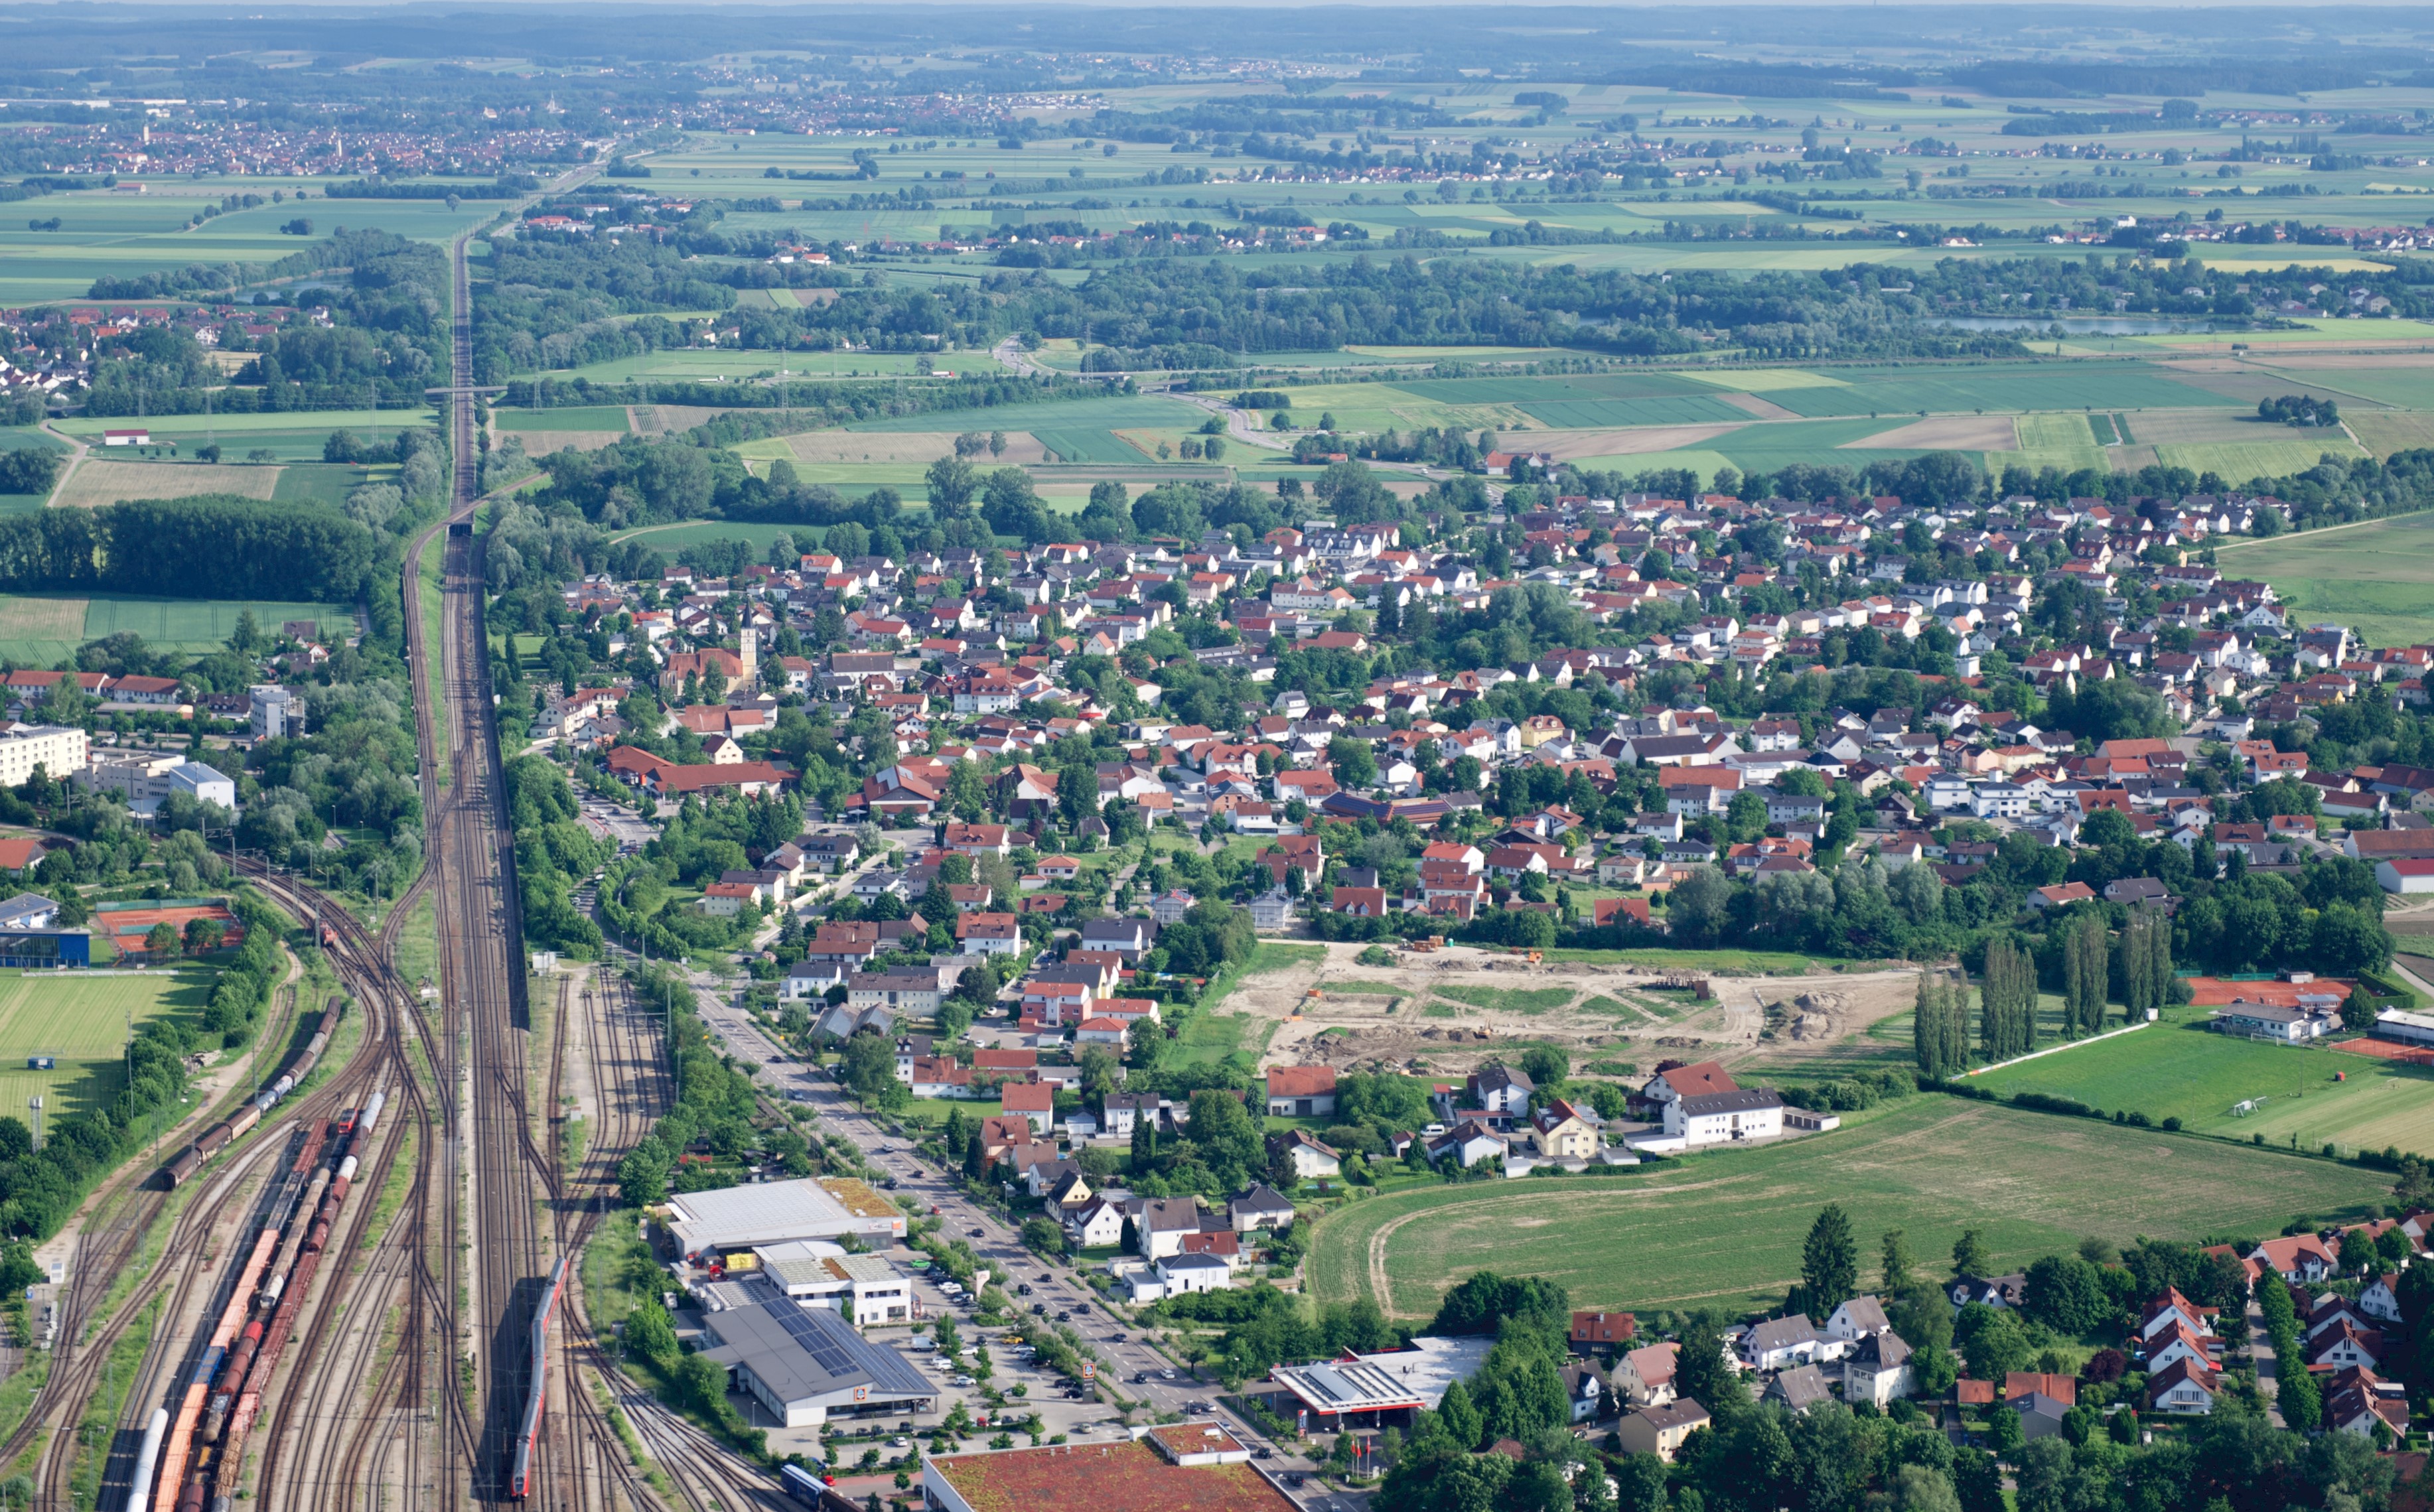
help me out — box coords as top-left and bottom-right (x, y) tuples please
(678, 983), (1359, 1508)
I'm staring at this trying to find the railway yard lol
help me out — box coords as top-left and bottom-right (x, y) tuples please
(0, 210), (783, 1512)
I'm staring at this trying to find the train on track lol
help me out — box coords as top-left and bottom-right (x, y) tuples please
(506, 1254), (569, 1500)
(159, 997), (346, 1190)
(138, 1090), (386, 1512)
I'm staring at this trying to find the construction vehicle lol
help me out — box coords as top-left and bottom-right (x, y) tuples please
(1510, 948), (1543, 964)
(1405, 937), (1444, 953)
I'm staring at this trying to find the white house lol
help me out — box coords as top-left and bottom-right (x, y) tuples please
(1665, 1088), (1786, 1146)
(1739, 1315), (1823, 1371)
(1824, 1296), (1891, 1347)
(2145, 1358), (2219, 1416)
(1063, 1196), (1125, 1250)
(1842, 1333), (1914, 1406)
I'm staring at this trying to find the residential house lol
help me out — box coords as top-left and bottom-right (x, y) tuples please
(1571, 1312), (1637, 1356)
(1617, 1401), (1711, 1462)
(1268, 1129), (1341, 1182)
(1265, 1065), (1338, 1118)
(1843, 1334), (1914, 1407)
(1229, 1184), (1297, 1234)
(1615, 1341), (1679, 1406)
(1740, 1315), (1824, 1371)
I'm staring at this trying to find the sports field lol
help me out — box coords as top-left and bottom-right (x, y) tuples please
(1303, 1095), (2387, 1317)
(1971, 1010), (2434, 1154)
(0, 969), (210, 1121)
(0, 593), (360, 666)
(2217, 514), (2434, 648)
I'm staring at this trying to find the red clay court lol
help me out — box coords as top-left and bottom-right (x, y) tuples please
(2179, 975), (2353, 1008)
(2333, 1037), (2434, 1065)
(91, 900), (244, 959)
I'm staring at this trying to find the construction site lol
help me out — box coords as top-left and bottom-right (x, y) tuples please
(1229, 941), (1924, 1083)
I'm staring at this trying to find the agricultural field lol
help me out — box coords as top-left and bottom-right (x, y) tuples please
(52, 460), (281, 511)
(506, 347), (927, 385)
(1971, 1010), (2434, 1156)
(0, 191), (492, 305)
(0, 969), (210, 1123)
(54, 411), (436, 462)
(0, 593), (360, 665)
(1304, 1095), (2390, 1318)
(2216, 514), (2434, 648)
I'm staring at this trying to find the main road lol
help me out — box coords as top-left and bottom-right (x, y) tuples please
(669, 971), (1365, 1511)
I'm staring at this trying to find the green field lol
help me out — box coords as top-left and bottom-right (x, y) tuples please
(1759, 361), (2240, 418)
(271, 462), (378, 508)
(1175, 1011), (1277, 1068)
(0, 194), (495, 305)
(1431, 985), (1577, 1015)
(0, 969), (210, 1121)
(1972, 1010), (2434, 1155)
(0, 593), (360, 665)
(841, 393), (1204, 435)
(2217, 514), (2434, 647)
(493, 407), (634, 433)
(1305, 1095), (2390, 1318)
(510, 348), (943, 384)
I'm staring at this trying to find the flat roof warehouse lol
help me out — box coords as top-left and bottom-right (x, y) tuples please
(663, 1177), (904, 1260)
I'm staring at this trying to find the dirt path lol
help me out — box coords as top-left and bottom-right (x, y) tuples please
(36, 420), (88, 508)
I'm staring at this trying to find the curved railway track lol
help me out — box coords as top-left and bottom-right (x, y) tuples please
(50, 183), (769, 1512)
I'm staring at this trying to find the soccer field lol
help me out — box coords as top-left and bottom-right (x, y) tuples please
(1972, 1010), (2434, 1155)
(1303, 1095), (2388, 1318)
(0, 970), (210, 1123)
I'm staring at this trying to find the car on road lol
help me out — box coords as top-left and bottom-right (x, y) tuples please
(1054, 1310), (1070, 1322)
(1031, 1303), (1047, 1315)
(1016, 1284), (1033, 1296)
(889, 1438), (910, 1449)
(1253, 1448), (1274, 1460)
(1132, 1372), (1150, 1385)
(881, 1178), (898, 1190)
(1108, 1333), (1126, 1344)
(968, 1227), (986, 1237)
(1160, 1369), (1177, 1381)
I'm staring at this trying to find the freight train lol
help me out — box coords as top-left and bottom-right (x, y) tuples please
(144, 1089), (385, 1512)
(159, 997), (346, 1190)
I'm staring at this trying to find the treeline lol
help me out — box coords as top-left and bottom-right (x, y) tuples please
(503, 754), (611, 955)
(472, 238), (2434, 372)
(498, 372), (1109, 419)
(612, 958), (814, 1209)
(0, 498), (381, 601)
(202, 891), (289, 1046)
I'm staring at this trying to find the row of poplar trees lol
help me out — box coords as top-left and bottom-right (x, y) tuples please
(1912, 912), (2174, 1079)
